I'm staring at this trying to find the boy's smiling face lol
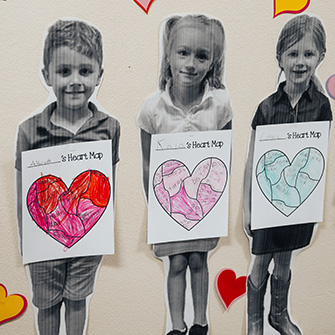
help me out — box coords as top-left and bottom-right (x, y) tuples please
(43, 46), (103, 113)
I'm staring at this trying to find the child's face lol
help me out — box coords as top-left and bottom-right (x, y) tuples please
(279, 33), (323, 91)
(169, 25), (213, 90)
(43, 46), (103, 112)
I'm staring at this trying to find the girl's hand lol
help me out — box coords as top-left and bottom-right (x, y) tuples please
(243, 203), (253, 237)
(243, 129), (256, 238)
(140, 129), (152, 201)
(243, 218), (253, 237)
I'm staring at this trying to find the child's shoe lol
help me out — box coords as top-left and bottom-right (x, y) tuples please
(268, 272), (302, 335)
(247, 272), (270, 335)
(189, 324), (208, 335)
(167, 327), (187, 335)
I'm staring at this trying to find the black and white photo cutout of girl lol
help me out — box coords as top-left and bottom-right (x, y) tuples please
(137, 13), (233, 335)
(243, 14), (332, 335)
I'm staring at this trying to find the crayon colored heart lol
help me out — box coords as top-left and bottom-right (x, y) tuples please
(256, 148), (324, 216)
(0, 283), (27, 325)
(273, 0), (310, 17)
(153, 158), (227, 231)
(133, 0), (155, 14)
(215, 269), (247, 309)
(27, 170), (110, 248)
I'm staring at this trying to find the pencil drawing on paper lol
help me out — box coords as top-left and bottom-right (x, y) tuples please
(256, 148), (325, 216)
(153, 157), (227, 230)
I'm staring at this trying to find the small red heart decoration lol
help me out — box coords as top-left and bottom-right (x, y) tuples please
(27, 170), (110, 248)
(133, 0), (155, 14)
(0, 283), (27, 325)
(215, 269), (247, 309)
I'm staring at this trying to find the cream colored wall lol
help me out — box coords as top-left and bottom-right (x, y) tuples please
(1, 1), (334, 334)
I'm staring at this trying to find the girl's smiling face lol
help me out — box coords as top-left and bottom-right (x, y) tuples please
(279, 33), (323, 91)
(169, 25), (213, 90)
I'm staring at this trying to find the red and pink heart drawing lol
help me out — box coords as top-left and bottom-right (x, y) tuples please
(27, 170), (110, 248)
(153, 158), (227, 231)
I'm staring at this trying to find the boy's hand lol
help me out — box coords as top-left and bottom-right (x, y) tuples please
(16, 169), (23, 255)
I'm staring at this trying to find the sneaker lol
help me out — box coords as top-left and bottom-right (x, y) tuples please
(189, 324), (208, 335)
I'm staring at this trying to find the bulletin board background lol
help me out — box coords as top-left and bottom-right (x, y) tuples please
(0, 0), (334, 334)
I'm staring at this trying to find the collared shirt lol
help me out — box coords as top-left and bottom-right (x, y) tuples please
(137, 82), (233, 134)
(252, 81), (332, 130)
(15, 102), (120, 171)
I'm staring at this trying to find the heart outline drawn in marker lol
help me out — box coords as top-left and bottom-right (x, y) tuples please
(27, 170), (110, 248)
(215, 269), (247, 309)
(273, 0), (310, 18)
(0, 283), (27, 325)
(153, 157), (228, 231)
(256, 147), (324, 217)
(133, 0), (155, 14)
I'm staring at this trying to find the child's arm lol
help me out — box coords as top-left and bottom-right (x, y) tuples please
(111, 119), (120, 205)
(15, 125), (26, 256)
(140, 129), (151, 201)
(16, 169), (23, 255)
(220, 120), (233, 172)
(221, 120), (232, 130)
(112, 163), (118, 205)
(243, 129), (256, 237)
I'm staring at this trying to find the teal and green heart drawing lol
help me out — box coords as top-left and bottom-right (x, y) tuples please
(256, 148), (324, 217)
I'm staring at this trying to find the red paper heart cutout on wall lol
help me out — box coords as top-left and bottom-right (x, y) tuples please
(215, 269), (247, 309)
(0, 283), (27, 325)
(27, 170), (110, 248)
(133, 0), (155, 14)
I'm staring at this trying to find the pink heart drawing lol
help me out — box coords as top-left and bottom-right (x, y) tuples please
(133, 0), (155, 14)
(153, 158), (227, 231)
(27, 170), (110, 248)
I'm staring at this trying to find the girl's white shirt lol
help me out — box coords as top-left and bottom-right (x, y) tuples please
(137, 81), (233, 134)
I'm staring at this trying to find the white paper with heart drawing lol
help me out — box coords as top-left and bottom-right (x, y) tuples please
(148, 130), (231, 244)
(21, 140), (114, 264)
(251, 121), (330, 230)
